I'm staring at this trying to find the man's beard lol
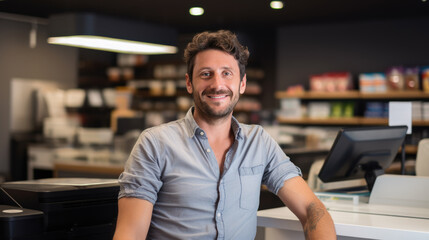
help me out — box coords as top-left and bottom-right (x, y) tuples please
(192, 87), (240, 120)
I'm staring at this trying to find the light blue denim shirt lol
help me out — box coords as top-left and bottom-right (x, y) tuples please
(118, 107), (301, 239)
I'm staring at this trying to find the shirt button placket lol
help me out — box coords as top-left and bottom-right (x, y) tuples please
(216, 181), (225, 239)
(215, 211), (224, 239)
(199, 131), (212, 154)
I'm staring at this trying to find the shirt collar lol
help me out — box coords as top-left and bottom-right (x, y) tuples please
(231, 115), (243, 140)
(184, 107), (200, 138)
(184, 107), (243, 140)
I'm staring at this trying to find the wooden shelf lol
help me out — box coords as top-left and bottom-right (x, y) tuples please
(359, 118), (388, 125)
(403, 145), (418, 155)
(359, 118), (429, 126)
(277, 117), (361, 125)
(360, 91), (429, 99)
(276, 90), (429, 99)
(277, 116), (429, 126)
(276, 91), (359, 99)
(412, 120), (429, 126)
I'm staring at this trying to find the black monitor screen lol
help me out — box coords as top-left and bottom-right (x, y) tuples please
(318, 125), (407, 191)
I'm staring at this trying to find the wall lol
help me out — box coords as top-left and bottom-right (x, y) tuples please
(0, 18), (78, 177)
(276, 17), (429, 90)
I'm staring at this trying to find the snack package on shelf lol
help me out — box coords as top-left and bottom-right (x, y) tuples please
(331, 102), (355, 118)
(423, 102), (429, 121)
(404, 67), (420, 90)
(359, 73), (387, 93)
(364, 102), (388, 118)
(343, 102), (355, 117)
(386, 66), (405, 91)
(412, 101), (423, 121)
(308, 102), (330, 119)
(309, 74), (325, 92)
(309, 72), (352, 92)
(422, 67), (429, 93)
(278, 98), (302, 119)
(330, 102), (342, 118)
(285, 85), (305, 94)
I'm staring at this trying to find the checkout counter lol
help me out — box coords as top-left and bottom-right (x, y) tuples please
(257, 174), (429, 240)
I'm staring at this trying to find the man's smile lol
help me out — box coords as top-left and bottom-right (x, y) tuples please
(202, 89), (232, 101)
(207, 95), (228, 99)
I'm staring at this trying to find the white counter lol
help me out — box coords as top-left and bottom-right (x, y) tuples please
(257, 202), (429, 240)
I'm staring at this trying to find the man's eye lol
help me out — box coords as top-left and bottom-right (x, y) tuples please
(201, 72), (211, 77)
(223, 71), (232, 76)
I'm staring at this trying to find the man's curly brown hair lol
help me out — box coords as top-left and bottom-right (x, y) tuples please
(184, 30), (250, 82)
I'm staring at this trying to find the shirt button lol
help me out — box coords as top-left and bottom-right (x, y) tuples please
(217, 213), (221, 218)
(200, 132), (204, 136)
(207, 149), (211, 153)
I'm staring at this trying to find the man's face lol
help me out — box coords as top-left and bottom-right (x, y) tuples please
(186, 49), (246, 120)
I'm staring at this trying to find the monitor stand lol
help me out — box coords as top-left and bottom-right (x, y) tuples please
(362, 162), (385, 192)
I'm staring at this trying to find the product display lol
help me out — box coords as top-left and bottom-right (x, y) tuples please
(359, 73), (387, 93)
(412, 101), (423, 121)
(308, 102), (330, 118)
(423, 102), (429, 120)
(404, 67), (419, 90)
(278, 98), (302, 119)
(386, 66), (405, 91)
(331, 102), (354, 118)
(364, 102), (388, 118)
(422, 67), (429, 93)
(309, 72), (352, 92)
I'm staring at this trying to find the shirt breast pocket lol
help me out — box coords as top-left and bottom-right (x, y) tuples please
(239, 164), (264, 210)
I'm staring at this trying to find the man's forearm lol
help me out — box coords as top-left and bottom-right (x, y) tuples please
(276, 177), (337, 239)
(303, 201), (336, 240)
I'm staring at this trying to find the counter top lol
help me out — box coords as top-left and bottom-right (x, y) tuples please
(257, 202), (429, 240)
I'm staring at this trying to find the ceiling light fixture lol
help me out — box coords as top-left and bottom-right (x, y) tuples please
(47, 13), (178, 55)
(270, 1), (284, 10)
(48, 36), (178, 54)
(189, 7), (204, 16)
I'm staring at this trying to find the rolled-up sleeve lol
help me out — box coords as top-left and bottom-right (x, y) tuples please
(261, 129), (302, 194)
(118, 130), (163, 204)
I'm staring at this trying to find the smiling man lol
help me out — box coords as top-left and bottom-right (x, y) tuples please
(113, 30), (336, 240)
(188, 48), (244, 120)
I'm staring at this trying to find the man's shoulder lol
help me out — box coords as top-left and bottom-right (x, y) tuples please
(238, 123), (278, 145)
(143, 118), (188, 137)
(238, 123), (265, 135)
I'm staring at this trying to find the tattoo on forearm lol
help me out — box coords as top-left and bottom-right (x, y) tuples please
(304, 202), (325, 238)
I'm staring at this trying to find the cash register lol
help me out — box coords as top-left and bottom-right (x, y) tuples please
(0, 178), (119, 240)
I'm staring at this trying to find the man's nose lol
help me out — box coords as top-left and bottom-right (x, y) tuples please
(210, 73), (224, 88)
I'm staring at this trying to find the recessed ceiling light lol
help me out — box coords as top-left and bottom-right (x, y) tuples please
(270, 1), (284, 10)
(189, 7), (204, 16)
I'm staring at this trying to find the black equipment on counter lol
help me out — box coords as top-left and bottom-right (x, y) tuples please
(0, 178), (119, 240)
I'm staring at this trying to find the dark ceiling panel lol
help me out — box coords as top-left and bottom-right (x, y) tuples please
(0, 0), (428, 30)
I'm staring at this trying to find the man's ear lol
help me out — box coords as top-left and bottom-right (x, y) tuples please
(185, 73), (193, 94)
(239, 74), (247, 94)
